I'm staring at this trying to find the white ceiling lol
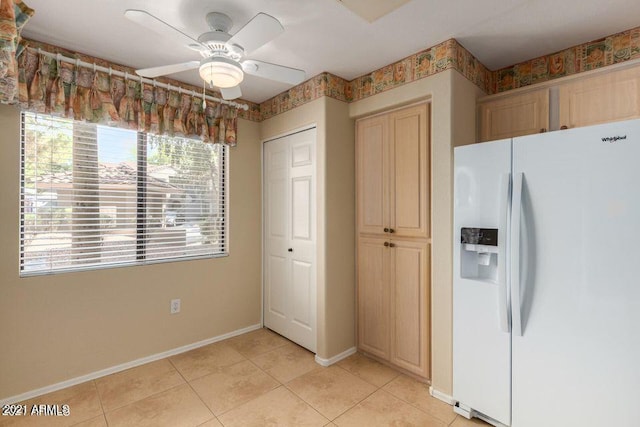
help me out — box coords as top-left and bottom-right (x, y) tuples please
(22, 0), (640, 103)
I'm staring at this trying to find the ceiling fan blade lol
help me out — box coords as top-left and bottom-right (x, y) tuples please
(220, 86), (242, 100)
(124, 9), (208, 51)
(242, 60), (306, 85)
(227, 13), (284, 54)
(135, 61), (200, 78)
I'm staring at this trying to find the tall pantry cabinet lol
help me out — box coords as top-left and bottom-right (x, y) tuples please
(356, 103), (430, 379)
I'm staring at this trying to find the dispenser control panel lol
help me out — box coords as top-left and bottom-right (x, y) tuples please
(460, 228), (498, 247)
(460, 227), (499, 279)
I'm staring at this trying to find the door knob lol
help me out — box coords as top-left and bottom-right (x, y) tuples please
(389, 243), (396, 248)
(389, 228), (395, 233)
(383, 242), (390, 247)
(288, 248), (293, 252)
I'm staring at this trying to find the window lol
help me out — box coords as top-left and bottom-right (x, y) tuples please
(20, 112), (227, 275)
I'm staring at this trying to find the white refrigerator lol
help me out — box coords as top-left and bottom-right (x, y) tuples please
(453, 119), (640, 427)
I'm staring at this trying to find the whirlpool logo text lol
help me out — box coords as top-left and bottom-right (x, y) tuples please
(601, 135), (627, 143)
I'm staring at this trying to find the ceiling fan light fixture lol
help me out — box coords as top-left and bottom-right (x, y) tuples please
(199, 56), (244, 88)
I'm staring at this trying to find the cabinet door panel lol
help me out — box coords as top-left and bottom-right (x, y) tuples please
(390, 240), (430, 378)
(357, 116), (388, 235)
(390, 104), (429, 238)
(479, 89), (549, 142)
(357, 237), (390, 359)
(559, 67), (640, 129)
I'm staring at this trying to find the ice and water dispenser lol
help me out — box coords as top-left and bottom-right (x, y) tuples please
(460, 227), (499, 282)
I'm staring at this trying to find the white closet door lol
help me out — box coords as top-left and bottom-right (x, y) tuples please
(264, 128), (317, 352)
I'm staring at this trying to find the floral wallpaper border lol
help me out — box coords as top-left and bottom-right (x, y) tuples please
(262, 25), (640, 119)
(15, 24), (640, 122)
(492, 26), (640, 93)
(259, 38), (492, 120)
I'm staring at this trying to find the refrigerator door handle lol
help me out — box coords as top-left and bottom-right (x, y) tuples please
(498, 173), (511, 333)
(511, 172), (524, 336)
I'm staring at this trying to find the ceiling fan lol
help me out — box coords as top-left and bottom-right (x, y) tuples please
(124, 9), (306, 100)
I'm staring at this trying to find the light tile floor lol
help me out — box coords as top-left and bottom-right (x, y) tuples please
(0, 328), (490, 427)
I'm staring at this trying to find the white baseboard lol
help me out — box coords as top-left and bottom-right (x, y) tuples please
(314, 346), (357, 366)
(429, 386), (455, 405)
(0, 323), (262, 406)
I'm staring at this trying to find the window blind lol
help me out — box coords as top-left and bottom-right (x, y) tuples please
(20, 112), (227, 275)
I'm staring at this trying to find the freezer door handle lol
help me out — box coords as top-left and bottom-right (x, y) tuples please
(498, 173), (511, 333)
(511, 172), (524, 336)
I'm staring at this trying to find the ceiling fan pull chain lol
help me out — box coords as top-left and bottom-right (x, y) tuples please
(202, 79), (207, 109)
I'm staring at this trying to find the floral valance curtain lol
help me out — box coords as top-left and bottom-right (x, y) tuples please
(17, 48), (238, 146)
(0, 0), (33, 103)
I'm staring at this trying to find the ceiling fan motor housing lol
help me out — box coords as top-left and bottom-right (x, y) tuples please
(197, 12), (244, 60)
(197, 31), (231, 54)
(206, 12), (233, 32)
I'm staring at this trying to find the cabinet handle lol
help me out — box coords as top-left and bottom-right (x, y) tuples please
(384, 228), (389, 233)
(389, 243), (396, 248)
(288, 248), (293, 252)
(389, 228), (395, 233)
(384, 241), (390, 247)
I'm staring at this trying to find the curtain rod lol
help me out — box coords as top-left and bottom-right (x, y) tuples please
(34, 49), (250, 111)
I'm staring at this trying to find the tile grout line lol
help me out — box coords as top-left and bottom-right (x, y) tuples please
(243, 350), (327, 419)
(167, 356), (222, 426)
(91, 379), (109, 426)
(179, 334), (293, 420)
(91, 361), (187, 413)
(170, 352), (250, 383)
(337, 358), (401, 389)
(381, 377), (456, 425)
(245, 357), (287, 387)
(279, 383), (332, 424)
(332, 365), (382, 422)
(282, 364), (382, 422)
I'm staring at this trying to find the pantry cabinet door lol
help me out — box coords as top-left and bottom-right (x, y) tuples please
(356, 115), (389, 236)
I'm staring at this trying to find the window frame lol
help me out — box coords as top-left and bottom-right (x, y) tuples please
(19, 112), (229, 277)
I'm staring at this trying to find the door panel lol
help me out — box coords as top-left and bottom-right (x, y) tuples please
(264, 128), (317, 352)
(478, 89), (549, 141)
(390, 240), (429, 377)
(287, 131), (316, 351)
(291, 260), (312, 329)
(292, 177), (311, 240)
(357, 115), (388, 235)
(268, 177), (287, 237)
(357, 237), (390, 359)
(390, 104), (429, 238)
(265, 141), (290, 335)
(267, 255), (287, 318)
(559, 67), (640, 129)
(511, 120), (640, 427)
(453, 139), (512, 426)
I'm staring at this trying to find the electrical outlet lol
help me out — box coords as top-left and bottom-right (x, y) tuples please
(170, 299), (181, 314)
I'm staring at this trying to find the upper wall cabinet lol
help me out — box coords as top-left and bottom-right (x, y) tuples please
(477, 64), (640, 142)
(559, 66), (640, 129)
(478, 88), (549, 142)
(356, 104), (430, 239)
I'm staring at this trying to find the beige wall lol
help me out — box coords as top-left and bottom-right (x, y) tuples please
(260, 97), (356, 359)
(0, 104), (263, 400)
(323, 98), (356, 357)
(349, 69), (483, 395)
(0, 67), (478, 399)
